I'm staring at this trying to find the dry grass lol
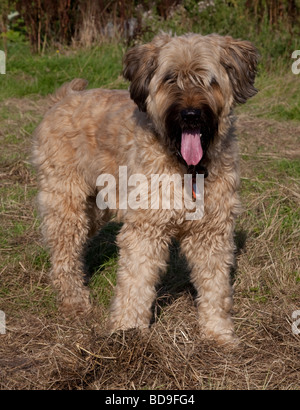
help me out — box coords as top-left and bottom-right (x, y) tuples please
(0, 97), (299, 390)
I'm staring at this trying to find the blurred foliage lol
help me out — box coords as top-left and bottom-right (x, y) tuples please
(0, 0), (299, 70)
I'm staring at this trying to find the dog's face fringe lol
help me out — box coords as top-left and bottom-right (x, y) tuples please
(123, 33), (258, 167)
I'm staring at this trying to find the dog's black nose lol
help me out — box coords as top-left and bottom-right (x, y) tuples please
(180, 109), (201, 121)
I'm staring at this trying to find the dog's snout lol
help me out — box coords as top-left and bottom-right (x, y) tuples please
(180, 109), (201, 121)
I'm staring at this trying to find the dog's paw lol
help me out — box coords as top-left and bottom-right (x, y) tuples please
(201, 326), (240, 350)
(215, 333), (240, 350)
(60, 293), (92, 317)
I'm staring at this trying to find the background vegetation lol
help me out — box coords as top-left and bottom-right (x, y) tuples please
(0, 0), (299, 390)
(1, 0), (299, 118)
(1, 1), (299, 60)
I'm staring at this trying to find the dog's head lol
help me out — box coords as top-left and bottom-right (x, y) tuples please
(123, 33), (258, 167)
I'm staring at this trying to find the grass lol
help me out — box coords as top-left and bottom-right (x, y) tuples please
(0, 42), (126, 101)
(0, 37), (300, 389)
(237, 70), (300, 121)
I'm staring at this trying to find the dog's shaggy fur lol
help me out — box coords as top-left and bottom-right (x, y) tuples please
(33, 33), (258, 346)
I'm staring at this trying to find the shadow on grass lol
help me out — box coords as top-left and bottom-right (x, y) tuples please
(84, 222), (247, 315)
(84, 222), (122, 279)
(153, 229), (247, 320)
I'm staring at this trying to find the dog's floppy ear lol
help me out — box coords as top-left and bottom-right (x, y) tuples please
(218, 36), (259, 104)
(123, 34), (171, 112)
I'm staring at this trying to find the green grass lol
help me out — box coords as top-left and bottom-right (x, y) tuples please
(240, 155), (300, 242)
(0, 42), (126, 101)
(238, 70), (300, 121)
(275, 158), (300, 177)
(90, 259), (118, 308)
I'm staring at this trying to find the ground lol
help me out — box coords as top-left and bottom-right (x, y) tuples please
(0, 82), (299, 389)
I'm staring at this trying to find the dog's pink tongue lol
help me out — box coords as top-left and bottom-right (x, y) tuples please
(181, 131), (203, 166)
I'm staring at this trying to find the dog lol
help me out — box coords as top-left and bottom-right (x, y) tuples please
(33, 33), (258, 346)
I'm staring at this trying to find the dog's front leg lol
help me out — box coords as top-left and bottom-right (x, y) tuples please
(181, 224), (238, 348)
(109, 222), (170, 332)
(37, 187), (92, 316)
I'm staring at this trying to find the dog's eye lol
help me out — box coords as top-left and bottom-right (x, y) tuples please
(210, 76), (219, 87)
(163, 73), (176, 84)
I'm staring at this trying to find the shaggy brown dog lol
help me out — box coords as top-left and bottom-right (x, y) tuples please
(33, 33), (258, 346)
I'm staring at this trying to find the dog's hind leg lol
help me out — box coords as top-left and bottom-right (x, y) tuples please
(109, 222), (171, 331)
(37, 174), (92, 315)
